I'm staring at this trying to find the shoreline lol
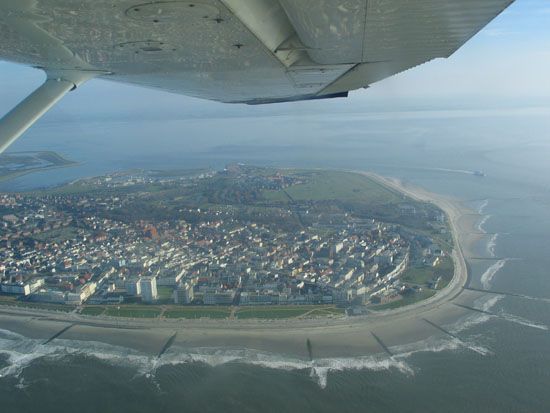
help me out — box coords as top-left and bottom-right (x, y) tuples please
(0, 171), (479, 359)
(0, 150), (79, 186)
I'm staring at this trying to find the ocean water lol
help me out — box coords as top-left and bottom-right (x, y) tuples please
(1, 107), (550, 412)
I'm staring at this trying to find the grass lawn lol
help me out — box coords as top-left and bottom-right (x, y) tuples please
(33, 226), (81, 243)
(236, 305), (343, 319)
(434, 257), (455, 289)
(402, 257), (454, 289)
(80, 306), (106, 316)
(104, 306), (162, 318)
(307, 307), (346, 317)
(402, 266), (435, 286)
(371, 289), (436, 311)
(157, 286), (174, 302)
(164, 306), (230, 319)
(263, 171), (402, 205)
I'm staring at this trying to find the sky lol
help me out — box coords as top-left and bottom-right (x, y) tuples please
(0, 0), (549, 130)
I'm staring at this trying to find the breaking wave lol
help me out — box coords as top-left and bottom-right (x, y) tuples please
(0, 326), (493, 389)
(477, 214), (492, 233)
(449, 295), (504, 334)
(478, 199), (489, 215)
(487, 233), (499, 257)
(480, 259), (508, 289)
(497, 313), (548, 331)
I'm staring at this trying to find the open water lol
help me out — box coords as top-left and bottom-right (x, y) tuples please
(1, 106), (550, 412)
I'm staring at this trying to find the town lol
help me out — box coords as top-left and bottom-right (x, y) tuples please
(0, 166), (454, 318)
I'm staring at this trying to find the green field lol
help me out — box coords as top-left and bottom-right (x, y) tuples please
(402, 256), (454, 289)
(371, 289), (436, 311)
(80, 306), (106, 316)
(157, 286), (174, 303)
(32, 226), (81, 243)
(104, 306), (162, 318)
(263, 171), (402, 204)
(164, 307), (231, 319)
(236, 305), (344, 319)
(76, 304), (342, 320)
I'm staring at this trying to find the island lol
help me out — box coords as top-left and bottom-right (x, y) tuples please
(1, 165), (454, 314)
(0, 165), (473, 359)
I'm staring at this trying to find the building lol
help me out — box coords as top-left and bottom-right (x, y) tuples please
(240, 291), (279, 305)
(125, 278), (141, 296)
(203, 289), (235, 305)
(0, 278), (44, 296)
(139, 276), (158, 303)
(1, 282), (30, 295)
(173, 282), (194, 304)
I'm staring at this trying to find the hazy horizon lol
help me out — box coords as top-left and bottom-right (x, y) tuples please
(1, 0), (549, 150)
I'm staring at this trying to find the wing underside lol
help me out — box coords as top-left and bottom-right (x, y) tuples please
(0, 0), (514, 104)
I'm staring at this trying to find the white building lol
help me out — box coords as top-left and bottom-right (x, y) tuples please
(173, 282), (194, 304)
(1, 282), (30, 295)
(139, 276), (158, 303)
(0, 278), (45, 296)
(204, 289), (235, 305)
(125, 278), (141, 296)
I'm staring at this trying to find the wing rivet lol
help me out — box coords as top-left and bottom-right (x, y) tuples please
(125, 2), (219, 23)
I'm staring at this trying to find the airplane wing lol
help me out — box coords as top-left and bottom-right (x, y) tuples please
(0, 0), (515, 152)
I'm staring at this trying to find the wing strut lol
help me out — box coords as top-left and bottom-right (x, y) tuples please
(0, 72), (95, 153)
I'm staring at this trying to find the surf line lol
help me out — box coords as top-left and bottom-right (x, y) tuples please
(43, 323), (76, 345)
(468, 257), (516, 261)
(421, 318), (486, 355)
(463, 287), (550, 303)
(453, 303), (494, 316)
(454, 303), (548, 331)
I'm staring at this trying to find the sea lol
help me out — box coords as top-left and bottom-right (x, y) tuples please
(1, 104), (550, 412)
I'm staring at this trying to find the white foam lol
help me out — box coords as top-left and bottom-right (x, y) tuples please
(478, 199), (489, 215)
(0, 328), (26, 341)
(0, 335), (415, 389)
(498, 312), (548, 331)
(391, 335), (463, 357)
(0, 327), (494, 389)
(476, 214), (491, 233)
(391, 333), (491, 358)
(308, 356), (413, 389)
(487, 233), (499, 257)
(446, 295), (504, 336)
(450, 294), (548, 334)
(479, 294), (505, 312)
(480, 259), (508, 289)
(158, 346), (415, 389)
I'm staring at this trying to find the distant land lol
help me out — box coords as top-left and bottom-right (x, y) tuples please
(0, 165), (456, 320)
(0, 151), (77, 182)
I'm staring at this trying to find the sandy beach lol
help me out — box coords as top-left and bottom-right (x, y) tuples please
(0, 172), (485, 359)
